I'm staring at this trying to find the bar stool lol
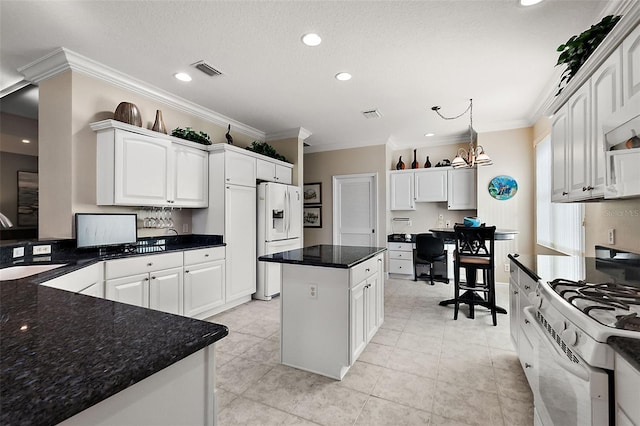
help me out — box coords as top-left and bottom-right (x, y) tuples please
(453, 224), (497, 325)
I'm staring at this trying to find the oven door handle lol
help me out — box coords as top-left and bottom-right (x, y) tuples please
(523, 307), (590, 382)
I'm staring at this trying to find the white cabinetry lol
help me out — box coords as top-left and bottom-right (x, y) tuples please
(105, 252), (184, 315)
(615, 352), (640, 426)
(257, 158), (293, 184)
(281, 253), (384, 380)
(173, 145), (208, 207)
(183, 247), (226, 319)
(551, 106), (570, 201)
(622, 23), (640, 104)
(225, 150), (256, 187)
(387, 241), (413, 278)
(92, 121), (208, 208)
(414, 169), (447, 202)
(41, 263), (104, 297)
(447, 168), (476, 210)
(389, 171), (415, 210)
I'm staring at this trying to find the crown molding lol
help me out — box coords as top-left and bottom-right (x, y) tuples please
(534, 0), (639, 118)
(265, 127), (312, 142)
(17, 47), (266, 141)
(0, 80), (31, 99)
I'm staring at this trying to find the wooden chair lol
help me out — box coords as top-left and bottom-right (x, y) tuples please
(453, 224), (497, 325)
(413, 233), (447, 285)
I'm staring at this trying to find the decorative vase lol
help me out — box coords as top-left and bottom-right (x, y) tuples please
(396, 156), (405, 170)
(411, 149), (418, 169)
(425, 156), (432, 168)
(151, 110), (167, 134)
(225, 124), (233, 145)
(113, 102), (142, 127)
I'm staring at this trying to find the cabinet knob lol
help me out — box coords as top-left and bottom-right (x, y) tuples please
(562, 191), (568, 196)
(147, 263), (153, 267)
(365, 268), (370, 272)
(185, 270), (189, 273)
(205, 254), (209, 257)
(513, 290), (519, 295)
(524, 319), (530, 324)
(144, 277), (149, 281)
(226, 178), (230, 181)
(587, 186), (594, 191)
(151, 276), (156, 280)
(525, 363), (532, 369)
(524, 285), (530, 290)
(582, 187), (587, 191)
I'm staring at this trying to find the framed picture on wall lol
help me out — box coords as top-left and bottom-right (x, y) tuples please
(17, 171), (38, 227)
(303, 206), (322, 228)
(303, 183), (322, 204)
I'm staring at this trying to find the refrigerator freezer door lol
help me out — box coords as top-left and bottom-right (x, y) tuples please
(257, 238), (301, 300)
(265, 183), (288, 242)
(287, 186), (302, 240)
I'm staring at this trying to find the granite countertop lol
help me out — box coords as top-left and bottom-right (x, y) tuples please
(608, 337), (640, 372)
(259, 244), (387, 268)
(0, 234), (228, 424)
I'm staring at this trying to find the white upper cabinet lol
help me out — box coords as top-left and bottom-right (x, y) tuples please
(414, 169), (447, 202)
(447, 168), (476, 210)
(275, 164), (292, 184)
(93, 121), (209, 208)
(389, 171), (415, 211)
(567, 83), (592, 200)
(256, 158), (293, 184)
(173, 144), (208, 207)
(551, 105), (569, 201)
(622, 23), (640, 104)
(224, 150), (256, 187)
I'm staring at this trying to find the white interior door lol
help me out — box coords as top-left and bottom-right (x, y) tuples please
(333, 174), (377, 247)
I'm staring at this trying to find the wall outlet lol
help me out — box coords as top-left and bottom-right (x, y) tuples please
(13, 247), (25, 258)
(504, 263), (510, 272)
(608, 228), (615, 245)
(183, 223), (189, 233)
(309, 284), (318, 299)
(33, 245), (52, 255)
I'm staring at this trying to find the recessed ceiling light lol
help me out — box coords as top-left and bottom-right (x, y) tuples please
(335, 72), (352, 81)
(21, 139), (30, 144)
(302, 33), (322, 47)
(174, 72), (192, 82)
(520, 0), (543, 6)
(424, 133), (435, 137)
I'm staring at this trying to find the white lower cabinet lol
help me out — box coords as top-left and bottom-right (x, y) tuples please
(350, 267), (381, 361)
(387, 241), (414, 278)
(105, 252), (184, 314)
(41, 263), (104, 297)
(615, 352), (640, 426)
(184, 247), (226, 319)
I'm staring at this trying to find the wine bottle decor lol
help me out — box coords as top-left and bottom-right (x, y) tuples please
(411, 149), (418, 169)
(425, 156), (432, 168)
(396, 156), (405, 170)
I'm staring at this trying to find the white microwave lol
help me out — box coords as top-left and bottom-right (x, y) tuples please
(604, 95), (640, 199)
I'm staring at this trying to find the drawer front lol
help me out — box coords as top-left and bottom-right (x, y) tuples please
(351, 256), (379, 286)
(105, 252), (183, 279)
(388, 250), (412, 261)
(389, 259), (413, 275)
(184, 246), (225, 266)
(387, 242), (413, 252)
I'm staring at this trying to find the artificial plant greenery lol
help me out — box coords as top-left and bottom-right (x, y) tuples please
(246, 141), (287, 162)
(171, 127), (212, 145)
(556, 14), (621, 94)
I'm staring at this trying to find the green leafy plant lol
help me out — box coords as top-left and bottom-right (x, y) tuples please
(246, 141), (287, 162)
(556, 15), (621, 95)
(171, 127), (212, 145)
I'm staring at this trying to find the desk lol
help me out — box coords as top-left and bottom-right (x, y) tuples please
(429, 228), (517, 315)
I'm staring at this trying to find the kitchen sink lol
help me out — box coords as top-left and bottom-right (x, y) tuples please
(0, 264), (67, 281)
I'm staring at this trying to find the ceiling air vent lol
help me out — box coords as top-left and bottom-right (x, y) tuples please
(192, 61), (223, 77)
(362, 109), (381, 119)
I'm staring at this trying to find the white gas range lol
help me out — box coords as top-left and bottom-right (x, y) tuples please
(517, 246), (640, 426)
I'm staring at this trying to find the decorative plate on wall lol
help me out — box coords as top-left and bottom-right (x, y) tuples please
(488, 175), (518, 200)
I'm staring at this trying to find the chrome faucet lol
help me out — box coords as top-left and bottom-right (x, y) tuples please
(0, 212), (13, 228)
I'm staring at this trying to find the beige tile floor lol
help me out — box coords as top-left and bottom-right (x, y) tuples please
(210, 278), (534, 426)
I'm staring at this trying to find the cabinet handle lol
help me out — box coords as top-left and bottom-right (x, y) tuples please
(151, 276), (156, 280)
(205, 254), (209, 257)
(185, 270), (189, 273)
(513, 290), (519, 295)
(365, 268), (370, 272)
(587, 186), (594, 191)
(582, 187), (587, 192)
(525, 363), (532, 369)
(144, 277), (149, 281)
(226, 178), (230, 181)
(562, 191), (568, 196)
(524, 319), (530, 324)
(524, 285), (530, 290)
(147, 263), (153, 267)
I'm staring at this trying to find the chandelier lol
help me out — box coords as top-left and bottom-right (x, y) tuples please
(431, 99), (492, 168)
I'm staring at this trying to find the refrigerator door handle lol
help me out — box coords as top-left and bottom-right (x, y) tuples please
(285, 189), (290, 235)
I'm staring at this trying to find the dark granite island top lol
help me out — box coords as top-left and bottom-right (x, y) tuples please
(0, 279), (228, 425)
(258, 244), (387, 268)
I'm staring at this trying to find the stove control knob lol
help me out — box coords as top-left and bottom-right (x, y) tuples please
(562, 328), (578, 346)
(536, 294), (543, 309)
(554, 320), (567, 332)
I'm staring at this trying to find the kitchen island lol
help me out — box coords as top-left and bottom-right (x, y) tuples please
(0, 235), (228, 425)
(259, 245), (386, 380)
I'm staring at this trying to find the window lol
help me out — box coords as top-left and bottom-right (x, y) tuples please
(536, 136), (584, 255)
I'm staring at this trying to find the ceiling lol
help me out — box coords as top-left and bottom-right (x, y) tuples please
(0, 0), (615, 152)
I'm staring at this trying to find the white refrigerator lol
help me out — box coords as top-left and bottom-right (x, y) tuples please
(256, 182), (302, 300)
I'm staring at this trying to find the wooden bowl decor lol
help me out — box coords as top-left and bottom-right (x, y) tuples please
(113, 102), (143, 127)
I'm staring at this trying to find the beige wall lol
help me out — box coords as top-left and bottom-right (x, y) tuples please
(0, 112), (39, 156)
(303, 144), (387, 247)
(38, 70), (256, 239)
(269, 137), (304, 186)
(388, 143), (474, 234)
(477, 127), (535, 283)
(584, 199), (640, 256)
